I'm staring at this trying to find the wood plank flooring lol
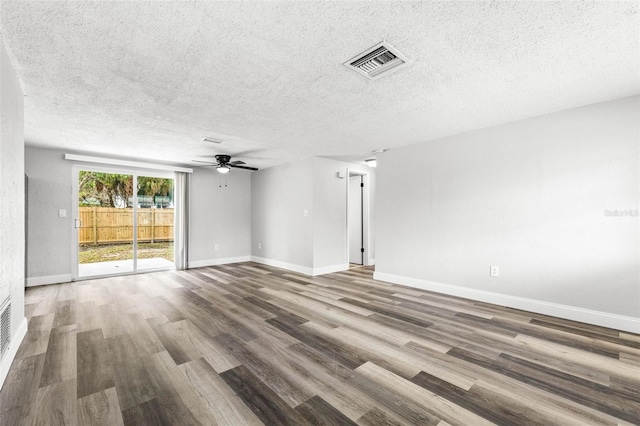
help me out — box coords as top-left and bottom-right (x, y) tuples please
(1, 262), (638, 425)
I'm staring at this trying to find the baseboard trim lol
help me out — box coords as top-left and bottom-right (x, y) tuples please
(373, 272), (640, 334)
(0, 316), (27, 390)
(189, 256), (251, 269)
(312, 263), (349, 276)
(250, 257), (313, 276)
(250, 257), (350, 276)
(26, 274), (73, 287)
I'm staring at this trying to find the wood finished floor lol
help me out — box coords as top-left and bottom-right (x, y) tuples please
(1, 262), (639, 425)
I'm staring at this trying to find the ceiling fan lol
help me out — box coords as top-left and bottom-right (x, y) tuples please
(193, 155), (259, 173)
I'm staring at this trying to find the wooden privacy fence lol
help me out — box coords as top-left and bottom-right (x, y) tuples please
(79, 207), (174, 245)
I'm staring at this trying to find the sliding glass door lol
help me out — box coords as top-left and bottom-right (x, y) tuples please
(136, 175), (174, 272)
(75, 167), (175, 278)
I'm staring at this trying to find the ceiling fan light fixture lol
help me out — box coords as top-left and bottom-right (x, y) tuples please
(217, 164), (231, 174)
(365, 158), (377, 168)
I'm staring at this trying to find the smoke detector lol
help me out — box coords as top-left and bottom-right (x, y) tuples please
(344, 42), (409, 80)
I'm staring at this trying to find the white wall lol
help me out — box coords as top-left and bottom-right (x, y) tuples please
(251, 158), (314, 273)
(0, 40), (27, 388)
(375, 96), (640, 332)
(188, 167), (251, 267)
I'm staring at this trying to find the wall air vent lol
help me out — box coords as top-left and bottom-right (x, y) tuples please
(0, 297), (10, 359)
(344, 42), (409, 80)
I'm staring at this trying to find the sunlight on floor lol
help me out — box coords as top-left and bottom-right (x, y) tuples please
(78, 257), (174, 277)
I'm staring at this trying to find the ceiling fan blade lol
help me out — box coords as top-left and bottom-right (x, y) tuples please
(229, 164), (259, 171)
(192, 160), (218, 165)
(229, 160), (246, 165)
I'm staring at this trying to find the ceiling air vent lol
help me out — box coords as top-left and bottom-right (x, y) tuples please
(344, 42), (409, 80)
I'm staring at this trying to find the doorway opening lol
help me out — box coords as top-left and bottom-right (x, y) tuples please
(74, 167), (175, 278)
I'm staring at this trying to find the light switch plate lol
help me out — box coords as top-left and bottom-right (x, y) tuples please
(58, 209), (67, 218)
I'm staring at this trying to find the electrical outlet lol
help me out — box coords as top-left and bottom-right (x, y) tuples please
(214, 244), (219, 251)
(58, 209), (66, 218)
(490, 266), (499, 277)
(258, 243), (262, 249)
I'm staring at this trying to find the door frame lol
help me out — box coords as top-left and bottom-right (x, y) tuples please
(71, 164), (176, 280)
(346, 168), (373, 266)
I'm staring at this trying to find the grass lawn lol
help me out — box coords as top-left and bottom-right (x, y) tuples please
(79, 242), (174, 264)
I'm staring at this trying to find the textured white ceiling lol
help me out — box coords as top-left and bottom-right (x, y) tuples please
(1, 1), (638, 169)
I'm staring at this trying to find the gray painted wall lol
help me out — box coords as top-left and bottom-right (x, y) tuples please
(0, 40), (26, 348)
(311, 157), (348, 270)
(375, 96), (640, 318)
(24, 147), (73, 279)
(189, 166), (251, 265)
(251, 158), (314, 269)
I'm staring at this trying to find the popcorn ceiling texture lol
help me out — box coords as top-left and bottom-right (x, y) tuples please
(1, 1), (638, 168)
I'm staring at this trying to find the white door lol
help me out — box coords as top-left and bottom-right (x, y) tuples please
(349, 175), (363, 264)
